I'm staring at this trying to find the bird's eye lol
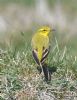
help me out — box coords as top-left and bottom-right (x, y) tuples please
(43, 29), (46, 31)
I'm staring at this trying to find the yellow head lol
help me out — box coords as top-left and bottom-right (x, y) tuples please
(38, 26), (51, 36)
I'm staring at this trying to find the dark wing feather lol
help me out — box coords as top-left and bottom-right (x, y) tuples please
(32, 50), (40, 65)
(41, 46), (50, 64)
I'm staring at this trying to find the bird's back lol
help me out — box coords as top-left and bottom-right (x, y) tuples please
(32, 33), (49, 50)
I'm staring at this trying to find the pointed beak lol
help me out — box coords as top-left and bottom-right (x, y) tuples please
(50, 29), (55, 32)
(52, 29), (56, 31)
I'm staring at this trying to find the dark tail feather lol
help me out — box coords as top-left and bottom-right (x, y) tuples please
(42, 64), (51, 81)
(48, 66), (57, 74)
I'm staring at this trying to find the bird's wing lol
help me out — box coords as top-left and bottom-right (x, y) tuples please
(32, 46), (50, 65)
(32, 34), (50, 65)
(41, 46), (50, 64)
(32, 50), (40, 66)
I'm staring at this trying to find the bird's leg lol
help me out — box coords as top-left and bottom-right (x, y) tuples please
(40, 63), (44, 77)
(37, 66), (42, 74)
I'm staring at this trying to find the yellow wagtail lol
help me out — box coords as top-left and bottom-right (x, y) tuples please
(31, 26), (55, 81)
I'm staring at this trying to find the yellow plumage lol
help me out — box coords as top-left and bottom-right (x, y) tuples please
(31, 26), (55, 81)
(31, 26), (50, 61)
(32, 33), (49, 60)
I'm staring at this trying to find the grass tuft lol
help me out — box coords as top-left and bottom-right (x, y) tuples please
(0, 40), (77, 100)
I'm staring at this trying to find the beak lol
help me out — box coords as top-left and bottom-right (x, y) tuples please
(52, 29), (56, 31)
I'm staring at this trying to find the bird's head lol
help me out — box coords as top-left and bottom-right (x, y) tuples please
(38, 26), (55, 36)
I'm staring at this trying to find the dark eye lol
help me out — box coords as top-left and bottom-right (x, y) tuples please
(43, 29), (46, 31)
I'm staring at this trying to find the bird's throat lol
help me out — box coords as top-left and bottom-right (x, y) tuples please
(40, 32), (49, 36)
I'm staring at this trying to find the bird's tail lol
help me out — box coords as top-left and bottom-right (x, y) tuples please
(42, 63), (51, 81)
(42, 63), (57, 81)
(37, 63), (57, 82)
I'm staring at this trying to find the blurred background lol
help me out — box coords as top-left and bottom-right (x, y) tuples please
(0, 0), (77, 55)
(1, 1), (77, 99)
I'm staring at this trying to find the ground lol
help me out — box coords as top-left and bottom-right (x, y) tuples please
(0, 39), (77, 100)
(0, 0), (77, 100)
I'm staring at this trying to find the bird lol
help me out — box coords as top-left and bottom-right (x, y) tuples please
(31, 26), (56, 81)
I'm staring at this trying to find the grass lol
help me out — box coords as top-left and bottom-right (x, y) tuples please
(0, 0), (77, 99)
(0, 38), (77, 100)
